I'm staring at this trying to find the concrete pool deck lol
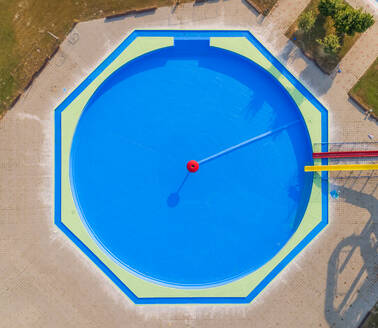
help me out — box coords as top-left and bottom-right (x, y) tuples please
(0, 0), (377, 326)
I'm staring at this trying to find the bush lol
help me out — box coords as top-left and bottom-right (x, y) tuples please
(318, 0), (345, 17)
(334, 7), (375, 36)
(353, 9), (375, 33)
(298, 11), (316, 32)
(317, 34), (341, 54)
(334, 7), (358, 35)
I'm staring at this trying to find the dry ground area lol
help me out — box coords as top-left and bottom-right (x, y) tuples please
(0, 0), (182, 116)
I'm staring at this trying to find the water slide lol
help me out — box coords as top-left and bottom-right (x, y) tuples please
(312, 150), (378, 159)
(304, 164), (378, 172)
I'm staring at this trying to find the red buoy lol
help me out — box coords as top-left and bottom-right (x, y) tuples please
(187, 160), (199, 173)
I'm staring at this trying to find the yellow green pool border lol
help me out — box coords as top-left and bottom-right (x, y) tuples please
(54, 30), (328, 304)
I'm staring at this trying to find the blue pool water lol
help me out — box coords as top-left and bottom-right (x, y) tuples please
(70, 39), (313, 288)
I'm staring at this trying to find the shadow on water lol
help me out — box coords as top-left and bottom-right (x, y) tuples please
(167, 173), (190, 208)
(324, 179), (378, 328)
(243, 92), (266, 121)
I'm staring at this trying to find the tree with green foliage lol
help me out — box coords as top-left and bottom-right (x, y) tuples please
(298, 11), (316, 32)
(333, 7), (357, 35)
(334, 7), (375, 35)
(317, 34), (341, 54)
(318, 0), (345, 17)
(353, 9), (375, 33)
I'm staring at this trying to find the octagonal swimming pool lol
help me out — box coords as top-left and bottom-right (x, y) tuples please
(69, 38), (314, 288)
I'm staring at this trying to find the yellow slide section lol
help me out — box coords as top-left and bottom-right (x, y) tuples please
(305, 164), (378, 172)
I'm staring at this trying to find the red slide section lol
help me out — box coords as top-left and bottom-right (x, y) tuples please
(313, 150), (378, 159)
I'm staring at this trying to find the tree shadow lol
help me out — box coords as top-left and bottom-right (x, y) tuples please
(278, 40), (297, 64)
(193, 0), (220, 6)
(104, 8), (156, 23)
(240, 0), (260, 17)
(298, 61), (334, 96)
(277, 38), (335, 96)
(325, 181), (378, 328)
(347, 97), (378, 126)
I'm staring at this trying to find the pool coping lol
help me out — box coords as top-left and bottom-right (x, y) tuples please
(54, 30), (328, 304)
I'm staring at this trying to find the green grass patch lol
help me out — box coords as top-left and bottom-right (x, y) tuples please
(244, 0), (278, 16)
(349, 57), (378, 116)
(0, 2), (20, 115)
(285, 0), (360, 74)
(0, 0), (182, 116)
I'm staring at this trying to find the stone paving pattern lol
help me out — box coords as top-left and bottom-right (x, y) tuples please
(0, 0), (377, 327)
